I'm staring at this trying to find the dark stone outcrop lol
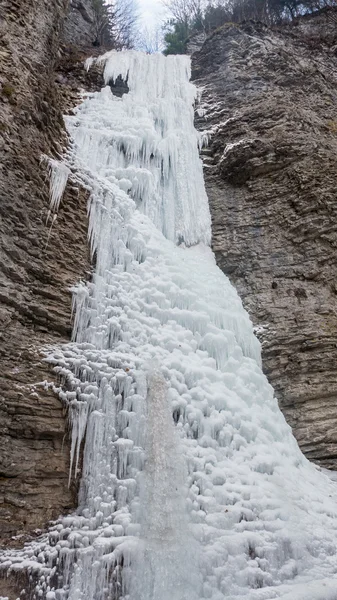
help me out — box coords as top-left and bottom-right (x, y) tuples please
(192, 9), (337, 468)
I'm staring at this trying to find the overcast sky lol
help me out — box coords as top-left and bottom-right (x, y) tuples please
(137, 0), (168, 29)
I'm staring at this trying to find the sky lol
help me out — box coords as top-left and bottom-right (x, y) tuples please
(137, 0), (168, 29)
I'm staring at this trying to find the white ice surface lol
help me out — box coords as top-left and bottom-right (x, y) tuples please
(2, 51), (337, 600)
(43, 156), (71, 220)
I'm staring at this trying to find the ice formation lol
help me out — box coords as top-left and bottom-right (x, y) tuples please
(2, 51), (337, 600)
(42, 156), (71, 221)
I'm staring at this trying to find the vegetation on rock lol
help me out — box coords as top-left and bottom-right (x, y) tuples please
(163, 0), (337, 53)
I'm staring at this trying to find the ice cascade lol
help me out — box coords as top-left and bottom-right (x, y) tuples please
(3, 51), (337, 600)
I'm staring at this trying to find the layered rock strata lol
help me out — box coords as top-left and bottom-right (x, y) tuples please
(0, 0), (92, 559)
(193, 8), (337, 468)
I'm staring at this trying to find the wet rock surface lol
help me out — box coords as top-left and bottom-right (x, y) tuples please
(193, 9), (337, 468)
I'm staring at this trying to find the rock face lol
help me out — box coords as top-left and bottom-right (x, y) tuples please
(63, 0), (96, 48)
(0, 0), (91, 564)
(192, 9), (337, 468)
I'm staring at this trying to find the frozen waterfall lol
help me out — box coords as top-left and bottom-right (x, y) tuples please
(3, 51), (337, 600)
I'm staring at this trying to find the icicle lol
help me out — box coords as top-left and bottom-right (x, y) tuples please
(41, 155), (71, 219)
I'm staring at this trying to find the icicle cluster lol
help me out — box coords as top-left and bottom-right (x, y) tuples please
(42, 156), (71, 220)
(2, 51), (337, 600)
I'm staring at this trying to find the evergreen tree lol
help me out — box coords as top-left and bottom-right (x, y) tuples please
(163, 21), (189, 55)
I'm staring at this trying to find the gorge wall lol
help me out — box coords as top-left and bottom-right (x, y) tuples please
(1, 2), (337, 596)
(0, 0), (96, 555)
(192, 8), (337, 468)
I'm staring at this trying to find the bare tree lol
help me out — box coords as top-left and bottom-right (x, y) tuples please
(109, 0), (139, 48)
(91, 0), (139, 48)
(163, 0), (205, 27)
(137, 25), (165, 53)
(91, 0), (112, 45)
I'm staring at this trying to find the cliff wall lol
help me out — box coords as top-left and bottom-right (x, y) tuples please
(192, 9), (337, 467)
(0, 0), (92, 560)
